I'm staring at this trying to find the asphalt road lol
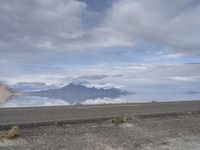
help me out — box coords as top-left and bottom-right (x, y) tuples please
(1, 101), (200, 127)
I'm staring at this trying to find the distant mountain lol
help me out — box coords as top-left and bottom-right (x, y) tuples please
(11, 82), (57, 92)
(0, 82), (17, 103)
(28, 83), (129, 103)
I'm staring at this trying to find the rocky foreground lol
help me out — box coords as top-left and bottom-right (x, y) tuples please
(1, 113), (200, 150)
(1, 101), (200, 150)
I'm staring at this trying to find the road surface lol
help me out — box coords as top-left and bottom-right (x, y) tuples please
(1, 101), (200, 127)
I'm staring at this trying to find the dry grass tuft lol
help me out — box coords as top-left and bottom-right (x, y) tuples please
(0, 125), (20, 139)
(111, 116), (125, 126)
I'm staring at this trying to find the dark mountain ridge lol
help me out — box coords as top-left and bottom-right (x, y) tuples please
(28, 83), (129, 103)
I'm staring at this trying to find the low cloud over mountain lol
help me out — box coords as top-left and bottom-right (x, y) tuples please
(11, 82), (57, 92)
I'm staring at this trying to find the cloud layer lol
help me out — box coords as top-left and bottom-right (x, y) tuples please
(0, 0), (199, 97)
(0, 0), (200, 58)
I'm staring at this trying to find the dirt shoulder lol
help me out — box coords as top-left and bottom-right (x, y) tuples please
(1, 113), (200, 150)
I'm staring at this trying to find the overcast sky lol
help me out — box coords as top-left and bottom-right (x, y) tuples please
(0, 0), (200, 94)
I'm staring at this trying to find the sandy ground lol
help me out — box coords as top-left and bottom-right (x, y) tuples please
(1, 113), (200, 150)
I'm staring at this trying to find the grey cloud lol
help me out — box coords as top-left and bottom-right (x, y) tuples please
(1, 0), (200, 63)
(83, 63), (200, 91)
(0, 0), (89, 76)
(69, 75), (108, 86)
(2, 63), (199, 93)
(0, 0), (200, 84)
(10, 82), (57, 92)
(99, 0), (200, 55)
(76, 75), (108, 80)
(0, 0), (87, 62)
(0, 0), (86, 40)
(52, 0), (200, 56)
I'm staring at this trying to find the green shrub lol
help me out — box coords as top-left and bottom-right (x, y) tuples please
(111, 116), (125, 126)
(5, 125), (20, 139)
(74, 102), (82, 106)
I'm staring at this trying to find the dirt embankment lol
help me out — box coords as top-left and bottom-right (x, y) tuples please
(0, 83), (17, 104)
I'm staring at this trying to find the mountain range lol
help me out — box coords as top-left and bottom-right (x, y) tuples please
(0, 82), (17, 103)
(27, 83), (129, 103)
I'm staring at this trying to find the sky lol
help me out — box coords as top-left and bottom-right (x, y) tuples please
(0, 0), (200, 95)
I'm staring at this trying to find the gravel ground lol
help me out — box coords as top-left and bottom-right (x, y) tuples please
(1, 114), (200, 150)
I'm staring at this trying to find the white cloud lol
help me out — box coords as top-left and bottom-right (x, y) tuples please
(1, 0), (200, 58)
(82, 97), (127, 105)
(0, 96), (69, 107)
(99, 0), (200, 55)
(3, 63), (199, 94)
(0, 0), (200, 91)
(0, 0), (87, 62)
(169, 75), (200, 82)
